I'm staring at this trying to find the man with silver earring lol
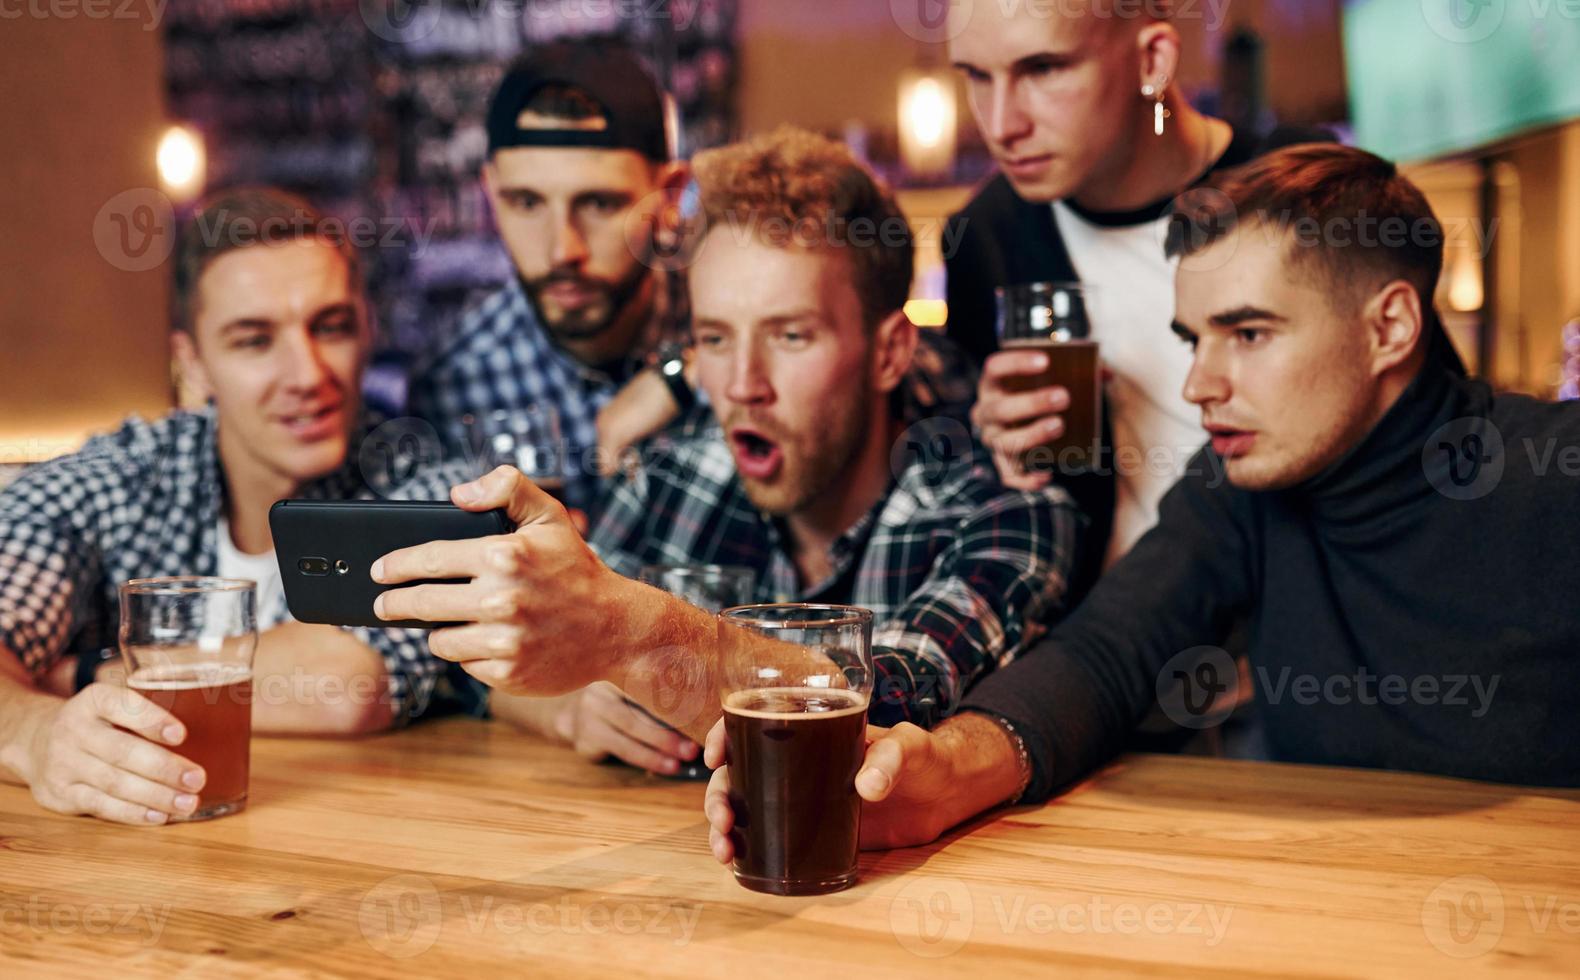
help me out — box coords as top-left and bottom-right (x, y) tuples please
(943, 2), (1257, 583)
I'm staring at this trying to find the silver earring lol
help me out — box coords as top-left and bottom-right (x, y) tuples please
(1148, 77), (1170, 136)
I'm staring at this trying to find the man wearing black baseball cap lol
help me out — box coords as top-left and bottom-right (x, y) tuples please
(407, 40), (694, 521)
(406, 40), (710, 768)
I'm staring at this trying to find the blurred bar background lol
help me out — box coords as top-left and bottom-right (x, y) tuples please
(3, 0), (1578, 484)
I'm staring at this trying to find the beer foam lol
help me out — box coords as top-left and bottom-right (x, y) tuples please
(723, 686), (868, 720)
(128, 663), (252, 691)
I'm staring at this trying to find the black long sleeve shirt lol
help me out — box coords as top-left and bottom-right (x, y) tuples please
(963, 350), (1580, 799)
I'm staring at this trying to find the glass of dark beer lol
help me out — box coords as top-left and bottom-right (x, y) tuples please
(995, 281), (1101, 472)
(118, 577), (258, 821)
(718, 604), (874, 896)
(635, 564), (757, 780)
(462, 405), (568, 501)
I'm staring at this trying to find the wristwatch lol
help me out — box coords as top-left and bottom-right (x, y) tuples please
(654, 342), (695, 413)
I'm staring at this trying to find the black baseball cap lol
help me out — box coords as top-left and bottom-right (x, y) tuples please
(486, 42), (670, 162)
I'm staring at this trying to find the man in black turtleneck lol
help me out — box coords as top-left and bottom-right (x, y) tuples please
(700, 144), (1580, 856)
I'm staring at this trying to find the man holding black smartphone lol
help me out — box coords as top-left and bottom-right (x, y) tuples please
(372, 129), (1081, 773)
(411, 45), (984, 768)
(0, 188), (468, 826)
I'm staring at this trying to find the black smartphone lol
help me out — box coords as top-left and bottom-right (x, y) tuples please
(270, 500), (513, 630)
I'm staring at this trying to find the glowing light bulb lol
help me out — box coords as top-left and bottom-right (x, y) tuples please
(898, 70), (958, 179)
(157, 125), (205, 202)
(909, 79), (949, 148)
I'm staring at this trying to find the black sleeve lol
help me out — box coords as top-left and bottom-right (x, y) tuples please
(959, 452), (1259, 801)
(943, 209), (1001, 368)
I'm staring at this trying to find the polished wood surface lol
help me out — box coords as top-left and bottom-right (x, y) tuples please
(2, 717), (1576, 977)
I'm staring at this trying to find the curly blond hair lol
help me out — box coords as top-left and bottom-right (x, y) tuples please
(691, 126), (913, 329)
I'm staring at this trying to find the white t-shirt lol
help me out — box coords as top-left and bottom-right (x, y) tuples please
(216, 517), (291, 630)
(1051, 200), (1205, 568)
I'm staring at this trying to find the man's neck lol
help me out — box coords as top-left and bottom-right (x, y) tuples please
(783, 410), (900, 589)
(1368, 348), (1432, 437)
(1068, 96), (1232, 214)
(551, 276), (658, 370)
(217, 426), (303, 556)
(1302, 347), (1433, 494)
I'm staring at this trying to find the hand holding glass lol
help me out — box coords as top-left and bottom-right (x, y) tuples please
(718, 604), (873, 896)
(119, 577), (257, 821)
(995, 281), (1101, 472)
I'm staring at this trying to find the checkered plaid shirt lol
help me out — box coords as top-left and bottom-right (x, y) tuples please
(0, 408), (471, 726)
(590, 410), (1083, 728)
(405, 277), (643, 516)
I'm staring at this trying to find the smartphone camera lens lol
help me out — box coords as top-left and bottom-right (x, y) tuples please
(335, 559), (350, 575)
(298, 557), (331, 576)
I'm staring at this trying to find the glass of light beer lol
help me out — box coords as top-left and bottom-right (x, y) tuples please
(718, 604), (873, 896)
(635, 564), (757, 780)
(995, 281), (1101, 473)
(118, 577), (258, 821)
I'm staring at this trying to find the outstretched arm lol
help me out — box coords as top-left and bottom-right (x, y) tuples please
(373, 466), (835, 744)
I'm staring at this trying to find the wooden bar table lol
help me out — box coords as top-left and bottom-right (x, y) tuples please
(2, 717), (1576, 977)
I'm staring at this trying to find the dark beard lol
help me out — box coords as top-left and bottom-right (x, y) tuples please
(521, 263), (651, 342)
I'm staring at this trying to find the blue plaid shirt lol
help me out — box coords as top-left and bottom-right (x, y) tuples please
(0, 409), (472, 726)
(405, 278), (650, 516)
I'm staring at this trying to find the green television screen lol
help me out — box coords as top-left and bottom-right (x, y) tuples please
(1344, 0), (1580, 161)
